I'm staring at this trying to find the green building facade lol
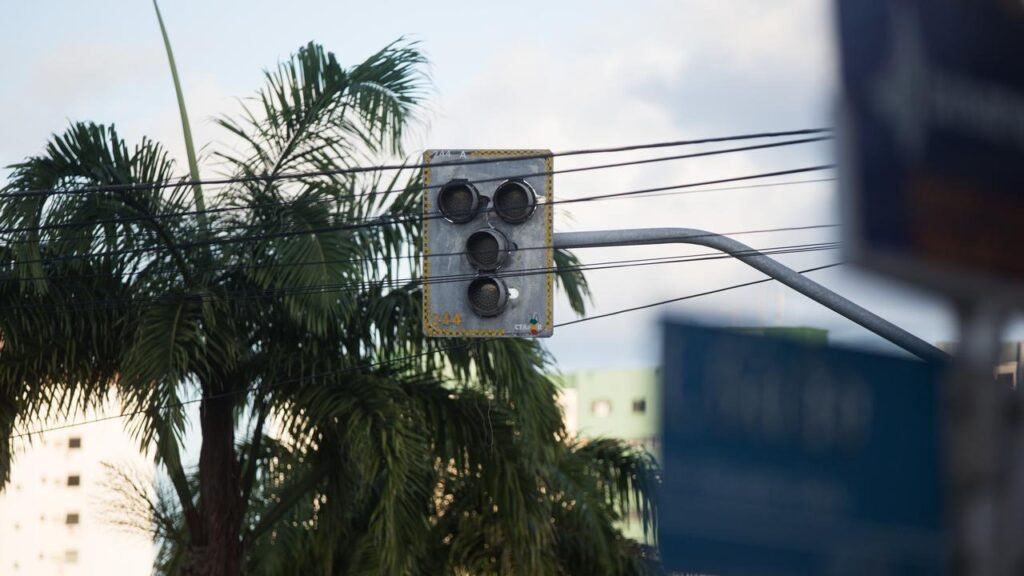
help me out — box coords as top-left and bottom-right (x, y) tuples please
(553, 367), (661, 456)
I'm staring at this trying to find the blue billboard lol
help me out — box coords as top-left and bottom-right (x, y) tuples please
(659, 322), (947, 575)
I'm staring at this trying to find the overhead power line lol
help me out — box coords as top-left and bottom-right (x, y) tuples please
(557, 262), (842, 326)
(5, 135), (829, 202)
(8, 260), (843, 439)
(2, 128), (833, 200)
(4, 219), (841, 285)
(0, 241), (841, 312)
(0, 134), (830, 247)
(1, 165), (836, 267)
(0, 173), (836, 249)
(593, 176), (836, 202)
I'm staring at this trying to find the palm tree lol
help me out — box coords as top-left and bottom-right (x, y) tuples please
(0, 37), (659, 576)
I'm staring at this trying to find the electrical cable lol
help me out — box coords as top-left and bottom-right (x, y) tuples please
(588, 176), (836, 202)
(0, 241), (841, 312)
(1, 221), (840, 284)
(0, 135), (830, 239)
(1, 165), (836, 267)
(2, 128), (832, 200)
(0, 173), (837, 242)
(556, 262), (842, 327)
(7, 260), (843, 438)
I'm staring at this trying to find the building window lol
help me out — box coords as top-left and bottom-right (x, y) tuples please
(591, 399), (612, 417)
(65, 513), (79, 526)
(632, 398), (647, 414)
(67, 475), (80, 487)
(64, 550), (78, 564)
(68, 437), (81, 449)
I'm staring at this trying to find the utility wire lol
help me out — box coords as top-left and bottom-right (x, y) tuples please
(1, 165), (835, 267)
(0, 135), (829, 238)
(557, 262), (842, 326)
(8, 260), (842, 439)
(0, 242), (841, 312)
(0, 174), (836, 243)
(0, 172), (835, 260)
(2, 128), (832, 200)
(590, 176), (836, 202)
(0, 136), (834, 269)
(2, 219), (840, 285)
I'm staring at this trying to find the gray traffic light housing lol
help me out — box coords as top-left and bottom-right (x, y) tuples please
(423, 149), (554, 338)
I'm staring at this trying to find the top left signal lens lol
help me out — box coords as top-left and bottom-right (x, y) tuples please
(437, 180), (481, 224)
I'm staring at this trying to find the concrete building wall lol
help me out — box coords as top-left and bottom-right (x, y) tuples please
(0, 402), (155, 575)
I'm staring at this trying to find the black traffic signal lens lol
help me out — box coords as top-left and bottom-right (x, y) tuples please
(467, 276), (509, 317)
(492, 179), (536, 224)
(437, 180), (480, 223)
(466, 228), (509, 270)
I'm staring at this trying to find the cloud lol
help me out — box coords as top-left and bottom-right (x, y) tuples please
(1, 41), (165, 174)
(2, 36), (239, 190)
(28, 42), (162, 108)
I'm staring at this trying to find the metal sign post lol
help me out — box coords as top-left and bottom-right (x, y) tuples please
(946, 305), (1006, 575)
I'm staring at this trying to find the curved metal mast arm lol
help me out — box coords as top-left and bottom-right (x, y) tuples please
(553, 228), (948, 363)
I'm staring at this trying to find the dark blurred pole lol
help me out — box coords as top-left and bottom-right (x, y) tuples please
(947, 304), (1006, 576)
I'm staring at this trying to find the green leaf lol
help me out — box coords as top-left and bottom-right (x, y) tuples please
(153, 0), (208, 235)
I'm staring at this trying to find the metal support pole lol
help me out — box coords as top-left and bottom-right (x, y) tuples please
(947, 304), (1005, 576)
(552, 227), (949, 363)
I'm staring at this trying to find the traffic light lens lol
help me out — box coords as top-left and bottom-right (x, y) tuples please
(493, 180), (536, 224)
(438, 181), (480, 223)
(467, 276), (509, 317)
(466, 229), (509, 270)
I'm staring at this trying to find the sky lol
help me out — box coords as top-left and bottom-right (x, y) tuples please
(3, 0), (1016, 376)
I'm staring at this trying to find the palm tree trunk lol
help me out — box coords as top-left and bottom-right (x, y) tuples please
(188, 392), (244, 576)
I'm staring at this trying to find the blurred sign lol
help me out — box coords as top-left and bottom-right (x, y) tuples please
(837, 0), (1024, 302)
(659, 322), (947, 575)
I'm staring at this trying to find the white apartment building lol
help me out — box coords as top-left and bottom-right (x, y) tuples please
(0, 403), (155, 575)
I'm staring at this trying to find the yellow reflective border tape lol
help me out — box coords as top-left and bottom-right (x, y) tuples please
(422, 150), (435, 336)
(544, 155), (554, 331)
(466, 149), (550, 157)
(430, 328), (506, 337)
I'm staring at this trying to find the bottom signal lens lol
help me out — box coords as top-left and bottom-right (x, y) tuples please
(467, 276), (509, 317)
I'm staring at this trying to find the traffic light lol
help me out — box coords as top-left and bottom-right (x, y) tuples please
(423, 149), (554, 338)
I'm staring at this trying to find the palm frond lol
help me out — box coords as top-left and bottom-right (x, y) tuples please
(554, 248), (592, 316)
